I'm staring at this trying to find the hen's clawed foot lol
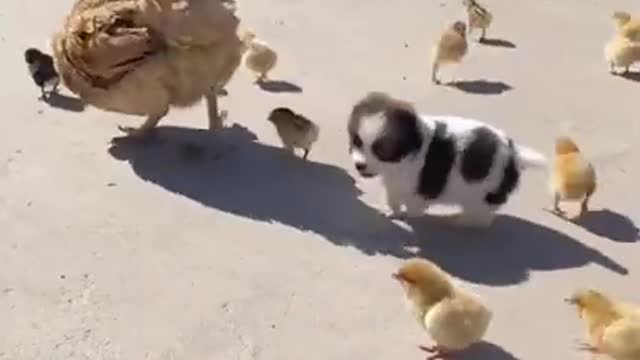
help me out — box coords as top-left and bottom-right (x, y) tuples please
(419, 345), (451, 360)
(419, 345), (438, 353)
(576, 341), (598, 353)
(111, 125), (157, 144)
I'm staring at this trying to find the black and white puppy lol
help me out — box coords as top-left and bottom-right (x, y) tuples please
(347, 92), (546, 227)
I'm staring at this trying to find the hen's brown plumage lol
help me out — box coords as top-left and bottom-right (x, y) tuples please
(52, 0), (244, 139)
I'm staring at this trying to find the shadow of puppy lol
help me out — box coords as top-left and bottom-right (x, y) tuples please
(447, 80), (513, 95)
(457, 342), (520, 360)
(257, 80), (303, 93)
(479, 38), (516, 48)
(404, 213), (628, 286)
(43, 92), (86, 112)
(573, 209), (639, 243)
(108, 124), (416, 258)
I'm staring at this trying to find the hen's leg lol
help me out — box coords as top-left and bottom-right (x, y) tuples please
(419, 345), (451, 360)
(117, 109), (168, 140)
(205, 91), (227, 130)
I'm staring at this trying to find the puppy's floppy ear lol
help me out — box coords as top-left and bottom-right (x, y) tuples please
(372, 107), (423, 163)
(372, 136), (399, 162)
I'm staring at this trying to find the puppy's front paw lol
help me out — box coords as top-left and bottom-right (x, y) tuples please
(387, 211), (405, 220)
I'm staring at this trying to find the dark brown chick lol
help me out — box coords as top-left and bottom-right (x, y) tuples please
(267, 107), (320, 160)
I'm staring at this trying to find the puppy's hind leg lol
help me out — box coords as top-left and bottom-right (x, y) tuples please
(452, 201), (497, 228)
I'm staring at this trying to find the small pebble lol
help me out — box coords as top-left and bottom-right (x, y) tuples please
(107, 182), (117, 187)
(60, 274), (66, 280)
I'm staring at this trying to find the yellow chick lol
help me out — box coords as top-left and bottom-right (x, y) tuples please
(604, 34), (640, 74)
(267, 107), (320, 160)
(431, 21), (468, 84)
(240, 29), (278, 82)
(393, 258), (492, 359)
(463, 0), (493, 41)
(551, 137), (597, 218)
(612, 11), (640, 42)
(566, 289), (640, 360)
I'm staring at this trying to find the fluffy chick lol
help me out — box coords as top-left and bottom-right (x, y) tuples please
(431, 21), (468, 84)
(267, 107), (319, 160)
(604, 34), (640, 74)
(393, 258), (492, 360)
(463, 0), (492, 41)
(240, 30), (278, 82)
(24, 48), (60, 100)
(566, 289), (640, 360)
(551, 137), (597, 218)
(612, 11), (640, 42)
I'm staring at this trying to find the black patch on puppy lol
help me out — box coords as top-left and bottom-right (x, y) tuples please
(417, 122), (456, 199)
(485, 139), (520, 205)
(351, 133), (363, 149)
(371, 107), (423, 162)
(460, 127), (499, 183)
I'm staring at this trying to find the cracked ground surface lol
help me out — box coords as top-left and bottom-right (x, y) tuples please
(1, 0), (640, 359)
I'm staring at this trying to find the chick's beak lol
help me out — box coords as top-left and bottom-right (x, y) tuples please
(391, 272), (401, 281)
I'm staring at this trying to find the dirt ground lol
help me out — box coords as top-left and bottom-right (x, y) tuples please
(1, 0), (639, 359)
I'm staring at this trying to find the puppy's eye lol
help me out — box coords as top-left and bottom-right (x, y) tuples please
(352, 134), (363, 148)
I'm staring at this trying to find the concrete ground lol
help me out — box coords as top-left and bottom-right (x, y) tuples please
(1, 0), (639, 359)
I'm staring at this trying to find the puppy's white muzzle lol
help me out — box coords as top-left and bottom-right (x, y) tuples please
(350, 149), (377, 178)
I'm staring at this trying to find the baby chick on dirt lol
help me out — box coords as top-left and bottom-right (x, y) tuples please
(463, 0), (492, 41)
(550, 137), (597, 219)
(432, 21), (468, 84)
(393, 258), (492, 360)
(24, 48), (60, 100)
(566, 289), (640, 360)
(241, 29), (278, 83)
(267, 107), (319, 160)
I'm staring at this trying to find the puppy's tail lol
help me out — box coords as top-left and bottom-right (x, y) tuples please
(514, 142), (547, 169)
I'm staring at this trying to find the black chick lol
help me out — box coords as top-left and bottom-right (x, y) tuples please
(24, 48), (60, 100)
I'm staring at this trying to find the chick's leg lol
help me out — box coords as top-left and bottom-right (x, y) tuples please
(302, 148), (310, 160)
(431, 60), (441, 85)
(580, 187), (595, 217)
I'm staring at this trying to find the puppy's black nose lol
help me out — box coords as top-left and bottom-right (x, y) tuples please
(355, 163), (367, 172)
